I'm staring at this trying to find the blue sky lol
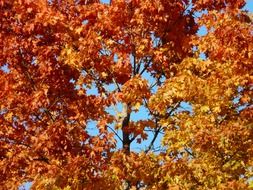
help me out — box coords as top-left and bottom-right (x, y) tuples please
(245, 0), (253, 11)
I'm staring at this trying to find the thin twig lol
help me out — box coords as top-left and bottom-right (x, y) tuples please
(107, 125), (123, 142)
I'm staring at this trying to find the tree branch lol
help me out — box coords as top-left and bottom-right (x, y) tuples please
(107, 125), (123, 142)
(139, 57), (152, 76)
(145, 119), (161, 153)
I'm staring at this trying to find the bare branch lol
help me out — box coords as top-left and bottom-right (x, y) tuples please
(139, 57), (153, 76)
(107, 125), (123, 142)
(145, 119), (161, 154)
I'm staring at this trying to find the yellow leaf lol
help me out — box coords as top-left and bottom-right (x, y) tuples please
(4, 112), (13, 121)
(6, 151), (13, 157)
(66, 47), (72, 55)
(78, 90), (85, 96)
(101, 72), (108, 78)
(133, 102), (141, 111)
(75, 27), (83, 34)
(139, 45), (145, 51)
(63, 186), (71, 190)
(200, 105), (210, 113)
(213, 106), (221, 113)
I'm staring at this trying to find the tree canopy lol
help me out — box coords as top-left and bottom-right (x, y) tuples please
(0, 0), (252, 189)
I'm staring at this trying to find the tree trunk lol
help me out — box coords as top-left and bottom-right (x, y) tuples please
(121, 103), (131, 154)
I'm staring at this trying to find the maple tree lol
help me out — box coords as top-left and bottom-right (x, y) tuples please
(0, 0), (252, 189)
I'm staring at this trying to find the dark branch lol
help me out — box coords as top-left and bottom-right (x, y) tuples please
(107, 125), (123, 142)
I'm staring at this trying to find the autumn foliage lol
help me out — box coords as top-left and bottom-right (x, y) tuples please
(0, 0), (252, 189)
